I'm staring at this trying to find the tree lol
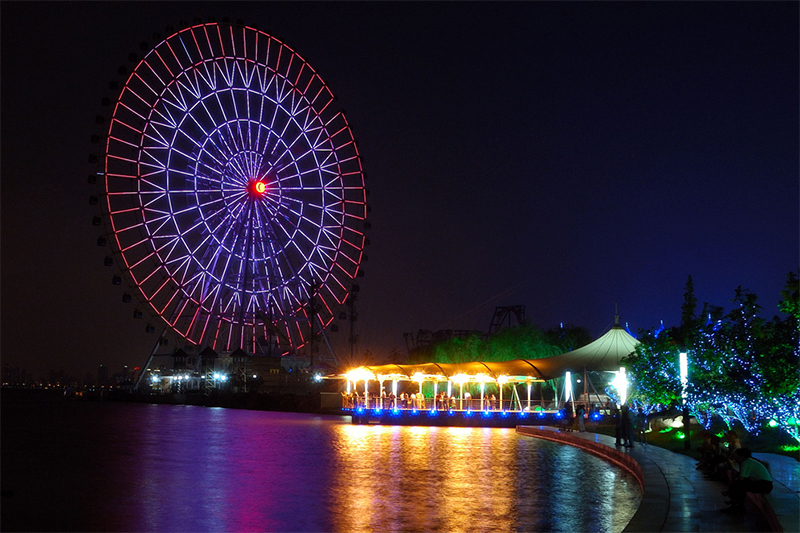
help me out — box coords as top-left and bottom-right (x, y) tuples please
(487, 324), (563, 361)
(688, 288), (764, 433)
(756, 311), (800, 442)
(778, 269), (799, 329)
(626, 272), (800, 443)
(543, 323), (593, 352)
(432, 334), (483, 363)
(623, 330), (682, 410)
(422, 323), (586, 365)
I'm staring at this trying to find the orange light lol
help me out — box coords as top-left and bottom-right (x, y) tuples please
(254, 181), (266, 194)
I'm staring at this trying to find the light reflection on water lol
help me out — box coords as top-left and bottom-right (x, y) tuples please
(326, 424), (640, 533)
(1, 401), (640, 532)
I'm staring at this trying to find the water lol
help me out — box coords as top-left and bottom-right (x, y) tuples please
(1, 397), (641, 532)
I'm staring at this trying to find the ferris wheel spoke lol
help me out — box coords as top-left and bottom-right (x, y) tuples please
(196, 151), (227, 178)
(143, 123), (172, 150)
(143, 216), (175, 241)
(161, 79), (191, 115)
(131, 261), (162, 291)
(141, 155), (169, 177)
(116, 101), (149, 126)
(178, 69), (206, 103)
(144, 275), (173, 307)
(176, 258), (206, 294)
(196, 58), (219, 93)
(286, 203), (323, 232)
(126, 247), (160, 272)
(227, 97), (246, 153)
(210, 90), (240, 148)
(150, 47), (177, 82)
(132, 63), (166, 101)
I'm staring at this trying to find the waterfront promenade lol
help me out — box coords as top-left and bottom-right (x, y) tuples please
(517, 426), (799, 533)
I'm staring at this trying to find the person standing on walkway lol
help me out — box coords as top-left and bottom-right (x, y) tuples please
(621, 404), (633, 447)
(564, 402), (574, 432)
(722, 448), (773, 513)
(613, 405), (622, 446)
(576, 404), (586, 432)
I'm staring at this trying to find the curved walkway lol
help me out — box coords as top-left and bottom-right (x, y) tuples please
(517, 426), (799, 533)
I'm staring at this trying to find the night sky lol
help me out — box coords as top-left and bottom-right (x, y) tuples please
(2, 2), (797, 380)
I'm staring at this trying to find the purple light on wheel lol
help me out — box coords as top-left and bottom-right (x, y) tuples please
(101, 22), (367, 355)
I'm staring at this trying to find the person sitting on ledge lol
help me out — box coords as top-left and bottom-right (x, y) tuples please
(721, 447), (773, 514)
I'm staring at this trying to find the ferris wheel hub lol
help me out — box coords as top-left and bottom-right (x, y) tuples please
(248, 179), (268, 197)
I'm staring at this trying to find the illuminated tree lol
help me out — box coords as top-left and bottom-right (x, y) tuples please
(755, 270), (800, 441)
(432, 334), (483, 363)
(623, 330), (682, 410)
(626, 272), (800, 443)
(486, 325), (564, 361)
(422, 324), (583, 364)
(778, 270), (800, 328)
(688, 288), (764, 432)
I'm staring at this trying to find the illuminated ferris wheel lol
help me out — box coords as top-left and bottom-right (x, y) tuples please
(96, 20), (367, 357)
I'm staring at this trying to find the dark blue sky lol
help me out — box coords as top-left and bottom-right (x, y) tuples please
(2, 2), (798, 378)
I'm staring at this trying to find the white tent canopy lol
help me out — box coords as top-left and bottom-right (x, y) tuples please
(532, 317), (639, 379)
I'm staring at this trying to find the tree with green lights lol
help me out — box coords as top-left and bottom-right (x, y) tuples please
(415, 323), (590, 364)
(623, 329), (682, 410)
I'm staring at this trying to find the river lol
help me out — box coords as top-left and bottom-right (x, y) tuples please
(1, 396), (641, 532)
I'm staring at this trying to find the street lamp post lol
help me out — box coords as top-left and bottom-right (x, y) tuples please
(680, 352), (690, 450)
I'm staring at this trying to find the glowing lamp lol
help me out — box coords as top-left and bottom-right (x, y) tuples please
(452, 373), (469, 385)
(565, 371), (573, 402)
(249, 180), (267, 196)
(679, 352), (688, 403)
(452, 373), (468, 410)
(611, 367), (628, 405)
(345, 368), (374, 383)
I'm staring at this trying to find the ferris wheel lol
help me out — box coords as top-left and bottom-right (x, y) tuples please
(93, 20), (367, 358)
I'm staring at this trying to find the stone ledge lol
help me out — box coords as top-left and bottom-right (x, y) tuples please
(515, 426), (644, 488)
(746, 493), (783, 533)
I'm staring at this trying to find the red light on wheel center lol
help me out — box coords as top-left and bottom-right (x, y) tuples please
(249, 180), (267, 196)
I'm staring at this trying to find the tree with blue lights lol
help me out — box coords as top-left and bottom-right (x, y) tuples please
(625, 271), (800, 443)
(623, 330), (682, 411)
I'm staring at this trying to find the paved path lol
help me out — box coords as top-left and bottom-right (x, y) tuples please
(517, 426), (799, 533)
